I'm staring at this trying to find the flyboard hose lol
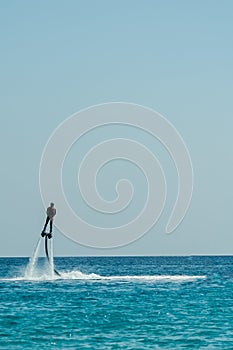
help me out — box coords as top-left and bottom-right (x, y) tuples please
(44, 235), (61, 277)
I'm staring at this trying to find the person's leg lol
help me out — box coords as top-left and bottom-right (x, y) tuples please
(43, 217), (50, 232)
(49, 219), (53, 234)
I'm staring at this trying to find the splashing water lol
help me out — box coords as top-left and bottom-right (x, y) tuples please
(25, 237), (42, 278)
(24, 236), (57, 280)
(59, 271), (205, 282)
(23, 239), (206, 282)
(2, 270), (206, 283)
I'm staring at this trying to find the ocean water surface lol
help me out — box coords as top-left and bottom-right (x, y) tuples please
(1, 254), (233, 349)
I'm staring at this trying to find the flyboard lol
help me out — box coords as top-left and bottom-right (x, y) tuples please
(41, 232), (61, 277)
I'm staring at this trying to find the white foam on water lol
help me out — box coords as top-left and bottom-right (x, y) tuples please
(59, 271), (206, 282)
(2, 236), (207, 283)
(61, 270), (101, 280)
(1, 270), (205, 282)
(1, 275), (58, 282)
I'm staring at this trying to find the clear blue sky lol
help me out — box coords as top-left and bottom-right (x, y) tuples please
(0, 0), (233, 256)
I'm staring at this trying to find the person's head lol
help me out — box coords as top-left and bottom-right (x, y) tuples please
(50, 202), (54, 207)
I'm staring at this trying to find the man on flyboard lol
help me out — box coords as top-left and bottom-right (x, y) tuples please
(41, 202), (56, 239)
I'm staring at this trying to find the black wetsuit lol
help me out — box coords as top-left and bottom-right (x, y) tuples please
(43, 216), (53, 233)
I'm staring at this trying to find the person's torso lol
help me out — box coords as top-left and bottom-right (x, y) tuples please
(47, 207), (56, 218)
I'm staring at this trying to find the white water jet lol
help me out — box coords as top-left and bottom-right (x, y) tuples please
(25, 237), (42, 278)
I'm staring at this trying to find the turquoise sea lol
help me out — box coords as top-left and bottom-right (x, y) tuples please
(1, 254), (233, 349)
